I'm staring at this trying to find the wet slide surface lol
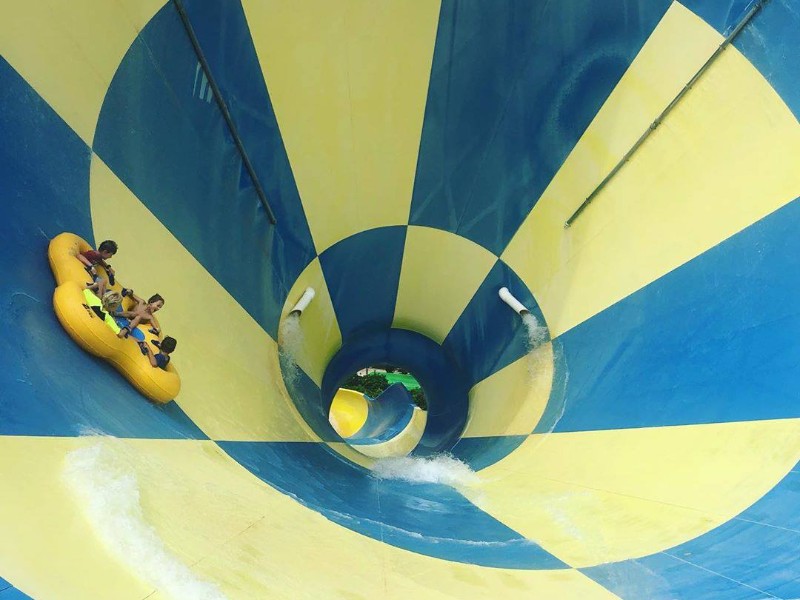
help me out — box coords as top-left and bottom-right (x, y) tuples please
(2, 0), (800, 598)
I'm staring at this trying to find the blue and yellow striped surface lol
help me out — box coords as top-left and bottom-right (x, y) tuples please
(2, 0), (800, 597)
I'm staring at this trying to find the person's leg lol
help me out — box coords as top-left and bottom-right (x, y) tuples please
(116, 316), (132, 338)
(130, 327), (146, 342)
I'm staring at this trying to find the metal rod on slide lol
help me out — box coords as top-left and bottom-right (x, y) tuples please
(172, 0), (277, 225)
(564, 0), (769, 229)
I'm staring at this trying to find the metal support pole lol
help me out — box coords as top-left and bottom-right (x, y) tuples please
(172, 0), (277, 225)
(564, 0), (768, 228)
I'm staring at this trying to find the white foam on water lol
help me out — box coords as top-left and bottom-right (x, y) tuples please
(278, 312), (303, 385)
(372, 454), (480, 488)
(63, 441), (228, 600)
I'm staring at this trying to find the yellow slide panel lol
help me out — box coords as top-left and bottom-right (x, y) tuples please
(0, 0), (165, 145)
(478, 419), (800, 567)
(394, 226), (499, 344)
(0, 435), (620, 600)
(241, 0), (441, 253)
(503, 2), (800, 337)
(351, 407), (428, 459)
(328, 388), (369, 438)
(89, 155), (318, 443)
(329, 389), (427, 458)
(463, 343), (554, 438)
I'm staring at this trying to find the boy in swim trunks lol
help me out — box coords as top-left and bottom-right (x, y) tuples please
(78, 240), (117, 297)
(116, 292), (165, 340)
(93, 292), (170, 362)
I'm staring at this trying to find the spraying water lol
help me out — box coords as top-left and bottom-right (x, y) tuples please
(63, 441), (228, 600)
(520, 312), (550, 383)
(522, 311), (570, 444)
(521, 312), (548, 351)
(278, 312), (303, 386)
(372, 454), (480, 488)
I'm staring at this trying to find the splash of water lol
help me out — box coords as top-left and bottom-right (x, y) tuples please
(63, 441), (228, 600)
(520, 312), (550, 383)
(522, 311), (570, 445)
(372, 455), (480, 488)
(521, 312), (548, 351)
(279, 312), (303, 386)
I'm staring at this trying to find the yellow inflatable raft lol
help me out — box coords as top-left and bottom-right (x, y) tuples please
(48, 232), (180, 403)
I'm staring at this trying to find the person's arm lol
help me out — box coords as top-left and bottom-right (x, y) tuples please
(143, 345), (169, 369)
(149, 314), (162, 336)
(140, 343), (159, 367)
(77, 252), (99, 277)
(76, 253), (94, 268)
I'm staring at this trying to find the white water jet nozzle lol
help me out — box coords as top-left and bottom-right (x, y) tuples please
(498, 287), (530, 315)
(290, 287), (316, 315)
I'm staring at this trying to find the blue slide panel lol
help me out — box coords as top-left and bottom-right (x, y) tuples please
(582, 551), (762, 600)
(443, 260), (547, 389)
(219, 440), (567, 569)
(550, 197), (800, 432)
(0, 576), (32, 599)
(683, 0), (800, 121)
(280, 362), (339, 442)
(347, 384), (416, 445)
(0, 57), (205, 440)
(411, 0), (672, 254)
(319, 227), (407, 342)
(180, 0), (318, 275)
(93, 2), (315, 340)
(583, 457), (800, 599)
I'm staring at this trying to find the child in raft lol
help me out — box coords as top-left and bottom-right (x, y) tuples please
(100, 291), (175, 368)
(83, 289), (146, 342)
(115, 291), (165, 340)
(100, 290), (123, 316)
(78, 240), (117, 297)
(96, 290), (147, 344)
(142, 336), (177, 370)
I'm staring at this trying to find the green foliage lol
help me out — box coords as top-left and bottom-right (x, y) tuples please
(343, 370), (428, 411)
(410, 387), (427, 411)
(343, 372), (390, 399)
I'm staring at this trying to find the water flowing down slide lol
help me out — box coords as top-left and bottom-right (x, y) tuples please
(2, 1), (800, 598)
